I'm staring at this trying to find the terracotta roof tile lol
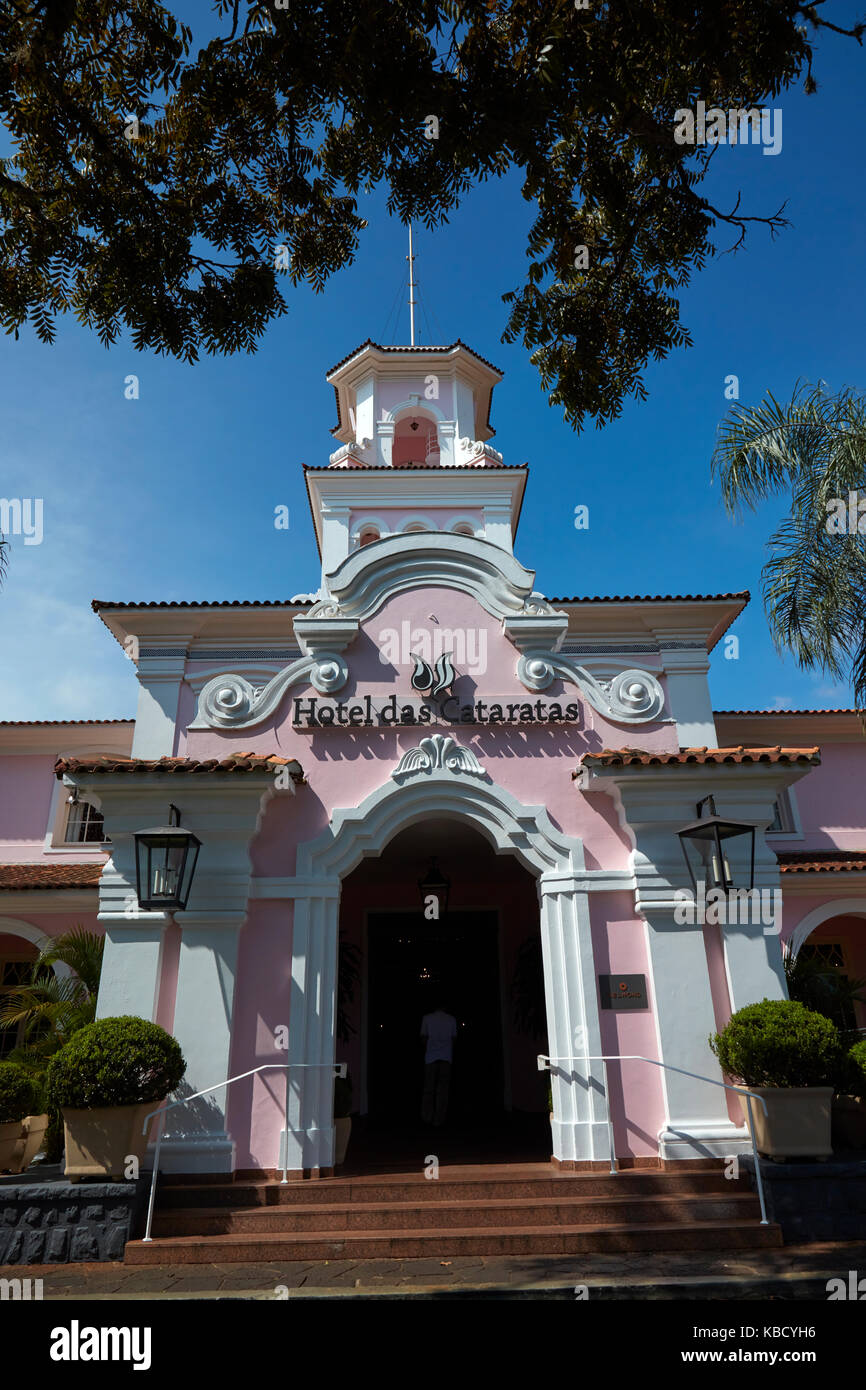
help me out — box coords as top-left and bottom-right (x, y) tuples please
(0, 719), (133, 727)
(92, 599), (313, 611)
(92, 589), (745, 612)
(0, 863), (102, 890)
(549, 592), (749, 605)
(715, 709), (862, 716)
(325, 338), (503, 378)
(56, 754), (304, 779)
(578, 745), (820, 771)
(777, 851), (866, 873)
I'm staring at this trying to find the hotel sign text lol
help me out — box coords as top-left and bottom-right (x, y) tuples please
(292, 694), (581, 729)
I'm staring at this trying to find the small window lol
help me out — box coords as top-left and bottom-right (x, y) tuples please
(453, 523), (474, 538)
(64, 799), (105, 844)
(358, 526), (379, 547)
(768, 788), (796, 834)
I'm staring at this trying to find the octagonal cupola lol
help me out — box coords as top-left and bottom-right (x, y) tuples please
(306, 340), (525, 589)
(326, 340), (503, 470)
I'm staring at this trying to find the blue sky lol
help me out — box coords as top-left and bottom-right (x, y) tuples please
(1, 11), (865, 720)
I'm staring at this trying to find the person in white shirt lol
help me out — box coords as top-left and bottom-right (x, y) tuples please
(420, 1002), (457, 1127)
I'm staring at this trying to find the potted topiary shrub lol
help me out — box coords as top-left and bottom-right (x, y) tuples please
(832, 1039), (866, 1151)
(710, 999), (841, 1159)
(334, 1072), (353, 1166)
(47, 1016), (185, 1179)
(0, 1063), (49, 1174)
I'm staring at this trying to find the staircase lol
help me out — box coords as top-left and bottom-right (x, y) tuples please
(124, 1163), (782, 1264)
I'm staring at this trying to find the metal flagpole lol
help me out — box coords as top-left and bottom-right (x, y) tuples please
(407, 224), (416, 346)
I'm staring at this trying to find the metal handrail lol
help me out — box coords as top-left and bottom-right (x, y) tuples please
(140, 1061), (347, 1243)
(538, 1052), (770, 1225)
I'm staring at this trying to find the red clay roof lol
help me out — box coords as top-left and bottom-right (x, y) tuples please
(715, 709), (862, 716)
(92, 589), (744, 612)
(92, 599), (313, 611)
(578, 746), (820, 770)
(0, 863), (102, 890)
(550, 592), (749, 605)
(56, 754), (304, 779)
(0, 719), (133, 727)
(326, 339), (503, 378)
(777, 851), (866, 873)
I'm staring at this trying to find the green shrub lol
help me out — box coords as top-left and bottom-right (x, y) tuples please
(0, 1062), (41, 1123)
(710, 999), (842, 1089)
(842, 1039), (866, 1097)
(46, 1016), (185, 1110)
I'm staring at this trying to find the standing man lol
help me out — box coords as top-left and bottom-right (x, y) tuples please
(420, 999), (457, 1127)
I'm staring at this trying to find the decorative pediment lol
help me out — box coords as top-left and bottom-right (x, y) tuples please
(392, 734), (486, 780)
(314, 531), (560, 625)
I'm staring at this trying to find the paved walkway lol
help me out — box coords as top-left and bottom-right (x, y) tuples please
(6, 1240), (865, 1299)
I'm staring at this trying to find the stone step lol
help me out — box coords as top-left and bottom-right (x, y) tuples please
(150, 1191), (761, 1236)
(125, 1219), (782, 1265)
(156, 1170), (749, 1209)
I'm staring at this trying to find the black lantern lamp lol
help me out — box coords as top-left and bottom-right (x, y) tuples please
(419, 858), (450, 918)
(677, 795), (755, 893)
(134, 804), (201, 911)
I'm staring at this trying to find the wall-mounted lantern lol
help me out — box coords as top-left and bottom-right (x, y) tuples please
(677, 794), (755, 893)
(419, 858), (450, 920)
(134, 804), (201, 911)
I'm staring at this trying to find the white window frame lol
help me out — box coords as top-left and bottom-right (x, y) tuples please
(766, 785), (804, 840)
(43, 776), (108, 853)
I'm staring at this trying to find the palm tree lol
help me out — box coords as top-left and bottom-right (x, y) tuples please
(712, 382), (866, 706)
(0, 927), (103, 1069)
(0, 928), (103, 1163)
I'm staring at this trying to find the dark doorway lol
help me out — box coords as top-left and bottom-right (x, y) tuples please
(366, 911), (504, 1124)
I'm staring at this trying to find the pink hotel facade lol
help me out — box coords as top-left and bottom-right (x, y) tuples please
(1, 340), (865, 1178)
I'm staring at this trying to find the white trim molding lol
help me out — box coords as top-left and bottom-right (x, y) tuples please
(0, 917), (72, 978)
(787, 898), (866, 959)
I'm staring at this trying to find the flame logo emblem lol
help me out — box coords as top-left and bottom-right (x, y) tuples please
(411, 651), (455, 699)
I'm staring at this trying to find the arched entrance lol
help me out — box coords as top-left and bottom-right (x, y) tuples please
(788, 900), (866, 1034)
(282, 737), (609, 1175)
(338, 818), (550, 1167)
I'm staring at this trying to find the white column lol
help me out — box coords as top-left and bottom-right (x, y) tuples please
(654, 638), (717, 746)
(160, 913), (244, 1174)
(643, 909), (747, 1158)
(131, 648), (188, 758)
(94, 826), (169, 1022)
(376, 419), (394, 468)
(437, 419), (457, 468)
(483, 504), (514, 553)
(319, 504), (351, 584)
(283, 880), (340, 1176)
(540, 871), (609, 1164)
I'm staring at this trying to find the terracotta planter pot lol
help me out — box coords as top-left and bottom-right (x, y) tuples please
(0, 1113), (49, 1175)
(62, 1101), (160, 1179)
(832, 1095), (866, 1151)
(740, 1086), (834, 1159)
(334, 1116), (352, 1166)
